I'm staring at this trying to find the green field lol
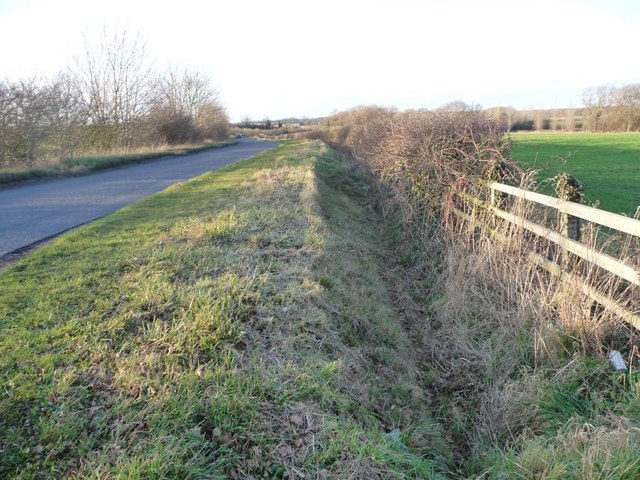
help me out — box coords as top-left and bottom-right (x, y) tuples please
(511, 133), (640, 215)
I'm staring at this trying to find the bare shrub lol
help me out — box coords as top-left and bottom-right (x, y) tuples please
(0, 78), (45, 166)
(0, 75), (85, 167)
(318, 106), (396, 156)
(1, 29), (230, 171)
(144, 108), (194, 145)
(319, 106), (639, 470)
(147, 67), (229, 144)
(194, 102), (229, 141)
(369, 109), (511, 239)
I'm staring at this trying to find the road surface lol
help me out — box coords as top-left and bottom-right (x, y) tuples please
(0, 139), (279, 257)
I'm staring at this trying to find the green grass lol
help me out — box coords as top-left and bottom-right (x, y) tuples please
(0, 141), (449, 479)
(510, 133), (640, 214)
(469, 359), (640, 479)
(0, 140), (237, 187)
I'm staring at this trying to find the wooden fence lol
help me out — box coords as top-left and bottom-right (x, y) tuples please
(451, 181), (640, 329)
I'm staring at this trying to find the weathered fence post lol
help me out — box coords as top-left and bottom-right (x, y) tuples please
(483, 160), (508, 209)
(555, 173), (583, 270)
(555, 173), (583, 241)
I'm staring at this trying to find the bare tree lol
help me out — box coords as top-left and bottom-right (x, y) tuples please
(0, 78), (51, 165)
(437, 100), (482, 112)
(582, 85), (614, 132)
(0, 29), (230, 168)
(72, 27), (153, 149)
(0, 80), (17, 166)
(0, 76), (88, 166)
(485, 107), (516, 131)
(615, 84), (640, 132)
(43, 73), (87, 157)
(534, 109), (545, 131)
(195, 102), (228, 140)
(566, 108), (576, 132)
(150, 67), (228, 143)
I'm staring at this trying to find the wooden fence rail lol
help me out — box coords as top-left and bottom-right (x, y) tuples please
(489, 183), (640, 239)
(451, 181), (640, 329)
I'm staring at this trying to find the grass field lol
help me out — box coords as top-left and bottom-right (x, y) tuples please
(0, 141), (449, 479)
(510, 133), (640, 215)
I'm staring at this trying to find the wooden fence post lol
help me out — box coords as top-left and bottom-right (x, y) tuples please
(555, 173), (583, 241)
(490, 186), (505, 209)
(483, 160), (508, 209)
(555, 173), (583, 270)
(561, 207), (582, 241)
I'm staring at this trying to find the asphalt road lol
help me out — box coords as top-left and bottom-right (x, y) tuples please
(0, 139), (280, 257)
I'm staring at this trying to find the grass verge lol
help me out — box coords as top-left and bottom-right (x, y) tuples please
(0, 141), (449, 478)
(511, 132), (640, 214)
(0, 140), (237, 187)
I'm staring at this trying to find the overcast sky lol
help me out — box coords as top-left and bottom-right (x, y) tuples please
(1, 0), (638, 121)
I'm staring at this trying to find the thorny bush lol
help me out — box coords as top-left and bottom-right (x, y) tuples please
(314, 106), (640, 475)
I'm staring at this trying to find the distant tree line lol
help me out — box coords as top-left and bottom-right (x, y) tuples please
(236, 117), (282, 130)
(485, 83), (640, 133)
(581, 84), (640, 132)
(0, 28), (229, 168)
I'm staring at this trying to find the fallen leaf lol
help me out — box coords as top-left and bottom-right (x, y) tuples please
(289, 414), (304, 427)
(279, 445), (293, 457)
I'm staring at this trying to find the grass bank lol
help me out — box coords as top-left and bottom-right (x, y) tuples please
(0, 140), (237, 187)
(511, 132), (640, 214)
(0, 141), (449, 478)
